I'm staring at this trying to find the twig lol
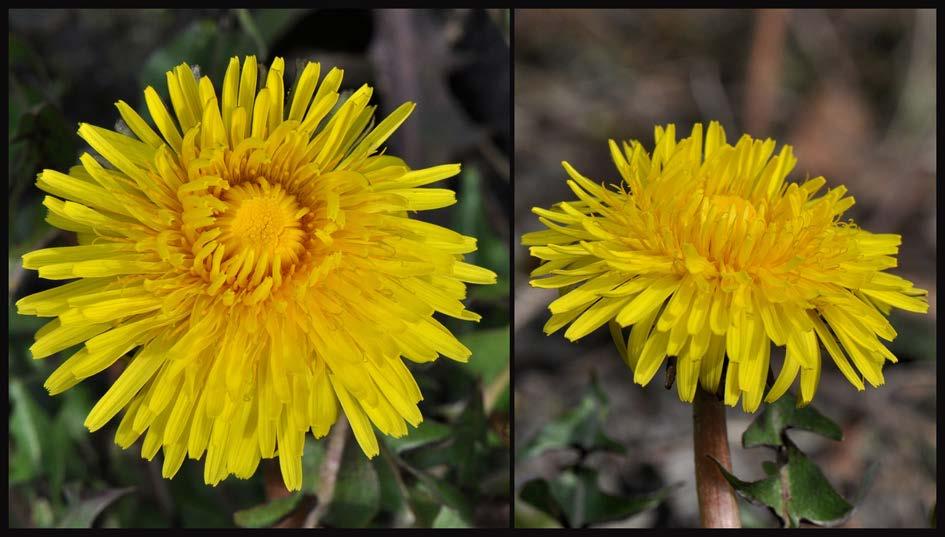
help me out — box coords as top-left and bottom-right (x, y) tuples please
(303, 415), (349, 528)
(693, 388), (741, 528)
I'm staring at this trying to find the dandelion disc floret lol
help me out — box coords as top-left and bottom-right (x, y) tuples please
(17, 56), (497, 491)
(524, 122), (927, 412)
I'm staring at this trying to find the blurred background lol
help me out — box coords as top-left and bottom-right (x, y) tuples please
(514, 9), (935, 528)
(9, 8), (510, 528)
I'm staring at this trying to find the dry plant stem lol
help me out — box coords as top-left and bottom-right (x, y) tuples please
(693, 387), (741, 528)
(303, 415), (350, 528)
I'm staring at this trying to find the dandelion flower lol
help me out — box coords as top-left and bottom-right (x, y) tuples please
(524, 122), (927, 412)
(16, 56), (496, 491)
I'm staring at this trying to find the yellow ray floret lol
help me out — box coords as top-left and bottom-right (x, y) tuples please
(524, 122), (927, 412)
(17, 56), (496, 491)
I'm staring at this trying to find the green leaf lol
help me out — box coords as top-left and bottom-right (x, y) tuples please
(55, 385), (98, 465)
(491, 383), (510, 414)
(518, 376), (624, 460)
(520, 467), (675, 528)
(454, 167), (483, 240)
(9, 379), (51, 481)
(233, 493), (303, 528)
(451, 165), (510, 287)
(713, 462), (784, 522)
(57, 487), (135, 528)
(384, 419), (452, 454)
(321, 443), (380, 528)
(514, 497), (564, 528)
(761, 460), (779, 476)
(742, 395), (842, 448)
(9, 438), (37, 485)
(460, 326), (510, 384)
(402, 462), (473, 524)
(300, 439), (327, 495)
(469, 276), (510, 303)
(234, 9), (268, 60)
(33, 496), (55, 528)
(47, 412), (71, 505)
(138, 17), (261, 102)
(785, 449), (854, 526)
(714, 444), (855, 528)
(373, 453), (409, 521)
(432, 506), (471, 528)
(169, 462), (242, 528)
(451, 391), (489, 486)
(9, 302), (50, 336)
(478, 229), (511, 280)
(136, 9), (309, 110)
(235, 9), (309, 60)
(139, 21), (223, 95)
(404, 480), (442, 527)
(400, 390), (490, 487)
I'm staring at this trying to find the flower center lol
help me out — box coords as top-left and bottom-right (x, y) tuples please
(220, 178), (306, 258)
(197, 178), (313, 302)
(229, 193), (292, 245)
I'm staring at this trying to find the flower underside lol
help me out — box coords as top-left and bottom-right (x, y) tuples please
(524, 122), (927, 412)
(17, 56), (496, 491)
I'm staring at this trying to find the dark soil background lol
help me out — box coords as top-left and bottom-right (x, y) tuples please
(9, 8), (510, 528)
(513, 9), (935, 528)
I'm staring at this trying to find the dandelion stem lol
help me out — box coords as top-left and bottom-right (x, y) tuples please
(693, 387), (741, 528)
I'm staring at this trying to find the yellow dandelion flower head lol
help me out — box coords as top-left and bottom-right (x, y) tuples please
(524, 122), (927, 412)
(17, 56), (496, 491)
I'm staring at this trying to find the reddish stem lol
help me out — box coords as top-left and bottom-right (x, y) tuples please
(693, 388), (741, 528)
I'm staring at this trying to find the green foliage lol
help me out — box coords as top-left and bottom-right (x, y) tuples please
(514, 497), (564, 528)
(9, 379), (51, 485)
(57, 487), (135, 528)
(139, 10), (309, 101)
(516, 377), (673, 528)
(715, 445), (855, 528)
(233, 493), (303, 528)
(402, 458), (475, 524)
(518, 376), (624, 460)
(520, 467), (675, 528)
(742, 395), (842, 448)
(454, 166), (511, 308)
(382, 389), (505, 527)
(385, 420), (453, 455)
(461, 326), (510, 385)
(320, 444), (382, 527)
(9, 34), (75, 250)
(432, 506), (472, 528)
(720, 393), (872, 528)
